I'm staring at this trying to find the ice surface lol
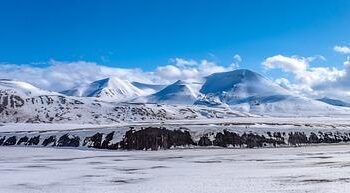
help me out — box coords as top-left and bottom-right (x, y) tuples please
(1, 145), (350, 193)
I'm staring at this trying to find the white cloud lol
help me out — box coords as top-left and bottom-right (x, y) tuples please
(263, 54), (350, 100)
(230, 54), (242, 69)
(334, 45), (350, 54)
(0, 58), (235, 91)
(344, 56), (350, 66)
(263, 55), (308, 72)
(156, 58), (235, 83)
(0, 60), (158, 91)
(233, 54), (242, 63)
(169, 58), (197, 67)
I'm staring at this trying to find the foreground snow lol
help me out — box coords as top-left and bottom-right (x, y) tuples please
(1, 145), (350, 193)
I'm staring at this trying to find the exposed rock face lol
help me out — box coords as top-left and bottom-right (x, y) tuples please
(213, 130), (243, 147)
(42, 135), (56, 146)
(120, 127), (195, 150)
(83, 133), (103, 148)
(198, 135), (213, 146)
(0, 92), (25, 114)
(308, 132), (320, 144)
(2, 127), (350, 150)
(57, 134), (80, 147)
(3, 136), (16, 146)
(288, 132), (308, 145)
(101, 132), (115, 149)
(198, 130), (287, 148)
(17, 136), (29, 145)
(27, 135), (40, 145)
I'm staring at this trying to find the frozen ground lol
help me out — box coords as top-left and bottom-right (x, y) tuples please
(2, 116), (350, 133)
(1, 145), (350, 193)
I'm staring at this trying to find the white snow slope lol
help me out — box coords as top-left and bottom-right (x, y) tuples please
(137, 80), (201, 105)
(0, 69), (349, 125)
(0, 79), (59, 97)
(195, 69), (349, 116)
(0, 80), (249, 124)
(61, 77), (146, 102)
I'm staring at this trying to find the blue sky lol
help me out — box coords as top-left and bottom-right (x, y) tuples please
(0, 0), (349, 70)
(1, 0), (350, 99)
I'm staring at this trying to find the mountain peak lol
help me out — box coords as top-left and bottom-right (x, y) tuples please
(173, 80), (188, 85)
(61, 77), (145, 101)
(200, 69), (286, 95)
(92, 77), (129, 88)
(141, 80), (199, 105)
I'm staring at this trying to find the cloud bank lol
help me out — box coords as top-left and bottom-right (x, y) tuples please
(262, 54), (350, 100)
(2, 50), (350, 101)
(0, 58), (237, 92)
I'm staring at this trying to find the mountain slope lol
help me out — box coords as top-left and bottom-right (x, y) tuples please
(61, 77), (145, 101)
(0, 80), (247, 124)
(131, 82), (166, 95)
(137, 80), (201, 105)
(317, 97), (350, 107)
(196, 69), (347, 116)
(0, 79), (58, 97)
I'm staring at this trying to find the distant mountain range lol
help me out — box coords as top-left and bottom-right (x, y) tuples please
(0, 69), (349, 124)
(317, 97), (350, 107)
(61, 77), (147, 101)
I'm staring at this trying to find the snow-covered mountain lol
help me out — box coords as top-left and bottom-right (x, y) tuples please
(317, 97), (350, 107)
(195, 69), (348, 116)
(0, 79), (58, 97)
(61, 77), (147, 102)
(131, 82), (166, 94)
(0, 69), (349, 124)
(137, 80), (201, 105)
(197, 69), (290, 104)
(0, 79), (247, 124)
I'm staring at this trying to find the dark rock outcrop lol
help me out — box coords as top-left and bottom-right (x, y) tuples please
(27, 135), (40, 146)
(42, 135), (56, 146)
(198, 135), (213, 146)
(120, 127), (194, 150)
(3, 136), (16, 146)
(213, 130), (243, 147)
(83, 133), (103, 148)
(101, 131), (115, 149)
(198, 130), (286, 148)
(3, 127), (350, 150)
(308, 132), (320, 144)
(240, 133), (266, 148)
(288, 132), (308, 145)
(17, 136), (29, 145)
(57, 134), (80, 147)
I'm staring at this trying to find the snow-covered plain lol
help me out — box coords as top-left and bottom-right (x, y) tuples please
(1, 145), (350, 193)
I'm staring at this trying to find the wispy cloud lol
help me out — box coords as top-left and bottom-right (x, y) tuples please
(334, 45), (350, 54)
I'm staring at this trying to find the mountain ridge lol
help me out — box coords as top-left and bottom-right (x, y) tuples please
(0, 69), (349, 124)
